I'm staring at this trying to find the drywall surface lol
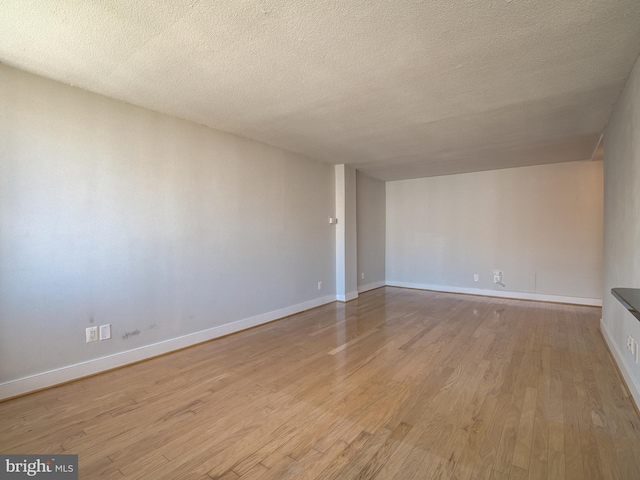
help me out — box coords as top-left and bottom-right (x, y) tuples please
(356, 171), (385, 292)
(0, 65), (335, 384)
(602, 53), (640, 402)
(386, 161), (603, 302)
(335, 165), (358, 301)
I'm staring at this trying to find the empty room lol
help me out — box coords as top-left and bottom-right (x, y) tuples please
(2, 1), (640, 479)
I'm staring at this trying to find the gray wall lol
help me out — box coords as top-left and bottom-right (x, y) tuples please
(602, 54), (640, 398)
(386, 161), (603, 301)
(356, 171), (385, 291)
(0, 65), (335, 383)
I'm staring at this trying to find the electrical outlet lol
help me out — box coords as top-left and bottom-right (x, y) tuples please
(626, 335), (639, 362)
(318, 281), (322, 290)
(474, 273), (479, 282)
(86, 326), (98, 343)
(100, 324), (111, 341)
(361, 273), (365, 280)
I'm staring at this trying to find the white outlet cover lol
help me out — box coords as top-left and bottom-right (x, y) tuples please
(86, 326), (98, 343)
(100, 324), (111, 341)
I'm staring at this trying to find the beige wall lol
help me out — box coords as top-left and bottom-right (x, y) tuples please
(602, 53), (640, 404)
(0, 65), (335, 386)
(386, 161), (603, 302)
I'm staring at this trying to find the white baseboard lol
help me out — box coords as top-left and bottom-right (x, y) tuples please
(0, 294), (336, 400)
(336, 291), (359, 302)
(358, 281), (385, 293)
(386, 281), (602, 307)
(600, 319), (640, 410)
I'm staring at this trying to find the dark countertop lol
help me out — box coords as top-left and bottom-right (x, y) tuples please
(611, 288), (640, 321)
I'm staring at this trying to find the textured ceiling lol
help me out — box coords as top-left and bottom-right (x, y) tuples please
(1, 1), (639, 180)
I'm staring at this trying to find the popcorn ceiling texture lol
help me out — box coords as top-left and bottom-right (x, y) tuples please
(1, 0), (639, 180)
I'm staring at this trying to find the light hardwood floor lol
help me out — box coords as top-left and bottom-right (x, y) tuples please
(2, 287), (640, 479)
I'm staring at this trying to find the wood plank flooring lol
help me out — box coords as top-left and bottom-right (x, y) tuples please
(2, 287), (640, 479)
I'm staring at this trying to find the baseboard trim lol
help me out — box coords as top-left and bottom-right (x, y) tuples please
(358, 281), (385, 293)
(386, 281), (602, 306)
(600, 319), (640, 411)
(0, 294), (336, 401)
(336, 291), (359, 302)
